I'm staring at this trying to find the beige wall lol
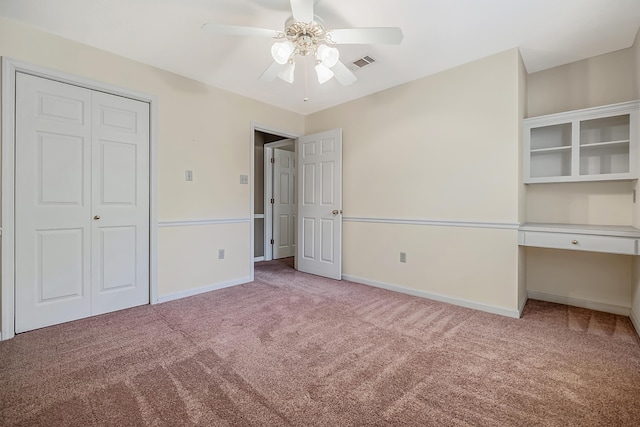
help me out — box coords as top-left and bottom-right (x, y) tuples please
(0, 16), (305, 326)
(3, 15), (639, 333)
(518, 52), (528, 310)
(632, 27), (640, 330)
(527, 47), (636, 117)
(307, 49), (523, 314)
(527, 247), (633, 308)
(525, 34), (639, 314)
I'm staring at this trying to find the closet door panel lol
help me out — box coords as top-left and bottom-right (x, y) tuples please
(91, 91), (150, 315)
(14, 73), (93, 333)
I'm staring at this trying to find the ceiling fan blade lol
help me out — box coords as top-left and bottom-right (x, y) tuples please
(201, 23), (279, 38)
(259, 62), (286, 82)
(290, 0), (314, 23)
(331, 61), (357, 86)
(329, 27), (404, 45)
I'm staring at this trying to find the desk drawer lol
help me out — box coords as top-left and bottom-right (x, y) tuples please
(523, 231), (638, 255)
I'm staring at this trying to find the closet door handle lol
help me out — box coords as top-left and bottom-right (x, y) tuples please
(94, 215), (101, 220)
(571, 240), (578, 245)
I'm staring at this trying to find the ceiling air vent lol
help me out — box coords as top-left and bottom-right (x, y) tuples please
(348, 55), (376, 71)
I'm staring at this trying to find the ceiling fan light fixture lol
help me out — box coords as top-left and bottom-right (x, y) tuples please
(317, 44), (339, 68)
(315, 62), (334, 84)
(278, 61), (296, 83)
(271, 40), (294, 64)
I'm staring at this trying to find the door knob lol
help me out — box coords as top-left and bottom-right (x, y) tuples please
(93, 215), (101, 220)
(332, 209), (342, 215)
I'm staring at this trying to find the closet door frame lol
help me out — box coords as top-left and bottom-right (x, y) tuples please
(1, 57), (159, 340)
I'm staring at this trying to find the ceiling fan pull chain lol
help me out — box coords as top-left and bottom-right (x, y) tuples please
(304, 56), (309, 102)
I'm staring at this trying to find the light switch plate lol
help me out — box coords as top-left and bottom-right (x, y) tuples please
(185, 170), (193, 181)
(240, 174), (248, 184)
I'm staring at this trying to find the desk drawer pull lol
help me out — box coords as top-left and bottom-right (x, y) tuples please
(571, 240), (578, 245)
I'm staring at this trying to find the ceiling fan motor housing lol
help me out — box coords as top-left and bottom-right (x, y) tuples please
(284, 17), (331, 57)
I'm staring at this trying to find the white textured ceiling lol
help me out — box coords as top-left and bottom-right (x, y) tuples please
(1, 0), (639, 115)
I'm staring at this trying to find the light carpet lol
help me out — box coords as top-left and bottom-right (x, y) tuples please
(1, 258), (639, 426)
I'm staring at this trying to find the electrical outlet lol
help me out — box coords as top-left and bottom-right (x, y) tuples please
(185, 170), (193, 181)
(400, 252), (407, 263)
(240, 175), (248, 184)
(218, 249), (225, 259)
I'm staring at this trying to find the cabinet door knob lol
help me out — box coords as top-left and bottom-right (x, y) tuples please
(94, 215), (101, 220)
(571, 240), (578, 245)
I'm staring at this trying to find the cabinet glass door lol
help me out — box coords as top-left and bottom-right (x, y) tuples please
(529, 123), (572, 178)
(579, 115), (630, 176)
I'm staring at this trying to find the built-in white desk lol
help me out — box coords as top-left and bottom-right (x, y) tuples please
(518, 223), (640, 255)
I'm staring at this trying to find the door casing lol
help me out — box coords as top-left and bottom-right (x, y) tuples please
(1, 57), (159, 340)
(250, 123), (298, 278)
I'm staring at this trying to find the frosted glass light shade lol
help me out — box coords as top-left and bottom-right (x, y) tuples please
(278, 61), (296, 83)
(315, 63), (334, 84)
(271, 41), (294, 65)
(317, 44), (339, 68)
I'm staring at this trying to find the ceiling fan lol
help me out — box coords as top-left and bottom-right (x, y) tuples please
(202, 0), (403, 87)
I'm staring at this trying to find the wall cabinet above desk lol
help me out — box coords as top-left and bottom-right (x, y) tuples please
(523, 101), (639, 183)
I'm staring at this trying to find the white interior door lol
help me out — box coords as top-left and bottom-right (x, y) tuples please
(14, 73), (149, 333)
(297, 129), (342, 280)
(273, 148), (296, 259)
(91, 91), (150, 315)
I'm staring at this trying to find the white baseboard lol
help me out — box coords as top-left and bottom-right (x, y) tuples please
(527, 291), (631, 316)
(518, 296), (528, 318)
(342, 274), (521, 318)
(156, 276), (252, 304)
(630, 309), (640, 337)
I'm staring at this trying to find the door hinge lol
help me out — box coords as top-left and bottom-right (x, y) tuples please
(270, 198), (275, 204)
(270, 239), (275, 245)
(270, 158), (275, 164)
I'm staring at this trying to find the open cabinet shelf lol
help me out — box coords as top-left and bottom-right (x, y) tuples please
(524, 101), (639, 183)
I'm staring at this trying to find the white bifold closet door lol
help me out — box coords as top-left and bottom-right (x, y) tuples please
(15, 73), (150, 333)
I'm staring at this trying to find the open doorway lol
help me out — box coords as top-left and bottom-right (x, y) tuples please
(251, 125), (343, 281)
(253, 128), (297, 270)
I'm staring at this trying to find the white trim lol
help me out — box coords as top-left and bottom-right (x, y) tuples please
(527, 291), (631, 316)
(253, 214), (265, 219)
(263, 139), (296, 262)
(159, 218), (251, 227)
(520, 222), (640, 238)
(518, 295), (528, 318)
(156, 276), (252, 304)
(1, 57), (159, 340)
(250, 122), (300, 280)
(343, 217), (520, 230)
(264, 146), (274, 261)
(342, 274), (521, 318)
(524, 100), (640, 126)
(254, 256), (265, 262)
(149, 96), (159, 305)
(630, 309), (640, 337)
(1, 58), (16, 340)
